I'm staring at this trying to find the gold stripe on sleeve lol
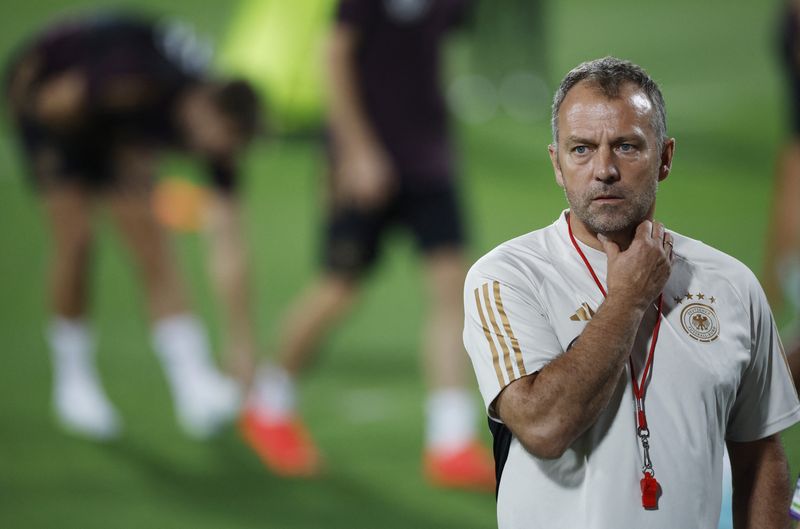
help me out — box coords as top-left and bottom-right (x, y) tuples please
(474, 287), (506, 388)
(494, 280), (527, 376)
(483, 282), (515, 383)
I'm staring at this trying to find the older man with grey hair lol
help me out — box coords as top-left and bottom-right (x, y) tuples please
(463, 56), (800, 528)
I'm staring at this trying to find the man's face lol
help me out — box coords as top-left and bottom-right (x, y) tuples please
(179, 89), (244, 159)
(548, 80), (674, 235)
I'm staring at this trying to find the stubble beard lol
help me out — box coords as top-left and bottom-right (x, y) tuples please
(565, 179), (657, 236)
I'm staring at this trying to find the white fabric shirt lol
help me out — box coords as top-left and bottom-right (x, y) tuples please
(464, 211), (800, 529)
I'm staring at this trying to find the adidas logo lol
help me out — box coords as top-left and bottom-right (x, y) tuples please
(570, 302), (595, 321)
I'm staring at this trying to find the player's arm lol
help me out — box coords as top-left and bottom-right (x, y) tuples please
(325, 19), (393, 208)
(727, 435), (793, 529)
(204, 165), (257, 387)
(495, 221), (673, 459)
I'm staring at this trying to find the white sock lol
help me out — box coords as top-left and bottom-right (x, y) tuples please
(47, 316), (120, 439)
(152, 314), (215, 376)
(425, 388), (478, 453)
(48, 317), (95, 380)
(152, 314), (241, 438)
(248, 363), (297, 421)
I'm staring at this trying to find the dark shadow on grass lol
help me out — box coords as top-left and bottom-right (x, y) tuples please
(99, 434), (485, 529)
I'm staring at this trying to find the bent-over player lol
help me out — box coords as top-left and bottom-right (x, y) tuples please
(4, 12), (262, 440)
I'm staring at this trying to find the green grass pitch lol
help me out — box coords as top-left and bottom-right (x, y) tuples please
(0, 0), (797, 528)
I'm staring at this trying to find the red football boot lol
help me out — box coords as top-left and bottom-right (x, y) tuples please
(240, 408), (321, 477)
(424, 441), (496, 492)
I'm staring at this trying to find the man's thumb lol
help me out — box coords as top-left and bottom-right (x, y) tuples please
(598, 233), (619, 258)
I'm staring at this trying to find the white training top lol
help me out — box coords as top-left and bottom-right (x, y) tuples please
(464, 211), (800, 529)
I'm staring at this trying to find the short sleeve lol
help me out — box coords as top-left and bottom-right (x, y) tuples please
(726, 275), (800, 441)
(463, 253), (563, 420)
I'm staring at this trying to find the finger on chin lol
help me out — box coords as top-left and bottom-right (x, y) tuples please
(638, 219), (653, 237)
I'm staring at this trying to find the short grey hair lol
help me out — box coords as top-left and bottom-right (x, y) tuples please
(551, 56), (667, 151)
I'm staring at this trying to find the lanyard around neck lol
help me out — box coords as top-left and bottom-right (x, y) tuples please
(566, 213), (664, 510)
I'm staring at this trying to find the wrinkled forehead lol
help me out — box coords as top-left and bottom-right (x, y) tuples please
(558, 80), (656, 137)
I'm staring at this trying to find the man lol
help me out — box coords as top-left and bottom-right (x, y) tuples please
(240, 0), (495, 489)
(5, 12), (262, 440)
(463, 57), (800, 527)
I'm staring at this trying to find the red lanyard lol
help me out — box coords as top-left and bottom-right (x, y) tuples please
(566, 214), (663, 510)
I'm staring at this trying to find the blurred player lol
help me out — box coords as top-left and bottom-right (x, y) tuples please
(4, 12), (262, 440)
(239, 0), (495, 489)
(765, 0), (800, 319)
(754, 4), (800, 527)
(790, 342), (800, 527)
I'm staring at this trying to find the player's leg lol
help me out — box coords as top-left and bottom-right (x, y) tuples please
(242, 204), (384, 476)
(408, 186), (495, 491)
(106, 147), (187, 319)
(274, 274), (360, 377)
(241, 274), (357, 475)
(44, 184), (94, 321)
(420, 247), (468, 389)
(105, 145), (239, 439)
(42, 181), (121, 439)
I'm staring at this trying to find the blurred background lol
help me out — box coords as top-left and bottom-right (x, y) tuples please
(1, 0), (798, 528)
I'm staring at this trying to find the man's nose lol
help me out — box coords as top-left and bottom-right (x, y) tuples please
(593, 146), (620, 183)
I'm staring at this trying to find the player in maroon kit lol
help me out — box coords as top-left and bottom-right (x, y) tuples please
(5, 12), (261, 440)
(240, 0), (495, 490)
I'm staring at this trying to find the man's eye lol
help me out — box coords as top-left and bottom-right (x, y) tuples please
(619, 143), (634, 152)
(574, 146), (587, 154)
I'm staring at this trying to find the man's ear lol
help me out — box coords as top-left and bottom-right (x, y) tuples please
(549, 144), (564, 188)
(658, 138), (675, 182)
